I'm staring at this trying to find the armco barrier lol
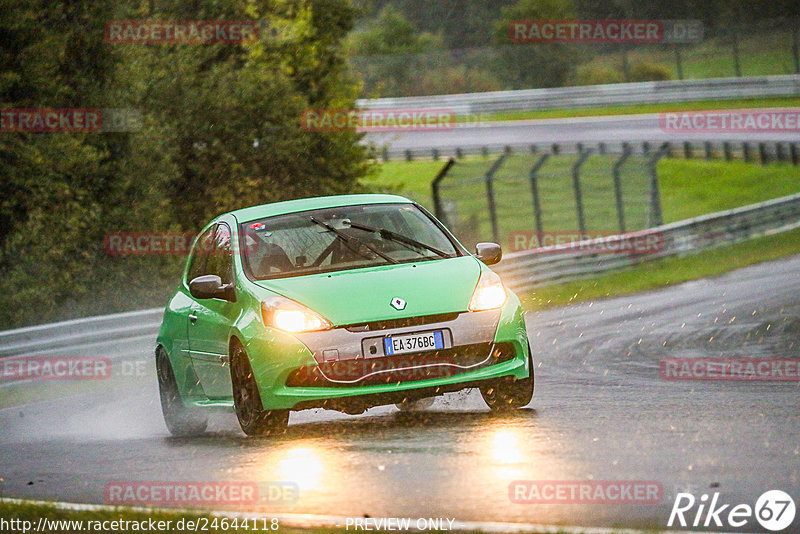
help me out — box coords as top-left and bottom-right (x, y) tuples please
(358, 75), (800, 116)
(0, 308), (162, 358)
(494, 192), (800, 292)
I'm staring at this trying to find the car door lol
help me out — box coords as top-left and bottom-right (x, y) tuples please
(187, 222), (239, 399)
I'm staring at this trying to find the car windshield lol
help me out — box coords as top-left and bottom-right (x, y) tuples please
(240, 203), (459, 280)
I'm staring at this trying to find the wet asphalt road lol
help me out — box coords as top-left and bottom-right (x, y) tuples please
(1, 255), (799, 532)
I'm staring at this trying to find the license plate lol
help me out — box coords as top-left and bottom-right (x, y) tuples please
(384, 331), (444, 355)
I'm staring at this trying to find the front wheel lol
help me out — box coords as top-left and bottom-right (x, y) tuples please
(480, 343), (534, 411)
(230, 342), (289, 436)
(156, 347), (208, 436)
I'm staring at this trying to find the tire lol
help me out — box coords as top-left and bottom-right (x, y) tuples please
(156, 347), (208, 436)
(230, 341), (289, 436)
(480, 343), (534, 411)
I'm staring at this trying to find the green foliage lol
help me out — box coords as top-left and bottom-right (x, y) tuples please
(417, 64), (501, 95)
(575, 65), (624, 85)
(629, 61), (672, 82)
(0, 0), (371, 328)
(347, 5), (444, 96)
(492, 0), (579, 89)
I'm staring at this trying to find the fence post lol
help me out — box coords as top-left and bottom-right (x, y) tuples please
(705, 141), (714, 160)
(759, 143), (768, 165)
(572, 149), (592, 235)
(647, 147), (668, 227)
(484, 153), (508, 244)
(743, 142), (751, 163)
(612, 146), (632, 234)
(621, 46), (631, 82)
(684, 141), (693, 159)
(528, 153), (550, 235)
(776, 143), (787, 163)
(732, 32), (742, 77)
(431, 158), (456, 223)
(674, 46), (684, 79)
(791, 143), (799, 166)
(723, 142), (732, 162)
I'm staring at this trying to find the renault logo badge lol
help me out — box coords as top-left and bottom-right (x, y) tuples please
(390, 297), (406, 310)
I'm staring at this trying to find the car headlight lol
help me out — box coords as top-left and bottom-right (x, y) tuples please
(468, 270), (507, 311)
(262, 295), (332, 333)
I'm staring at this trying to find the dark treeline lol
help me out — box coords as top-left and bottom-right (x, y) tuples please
(352, 0), (800, 49)
(347, 0), (800, 95)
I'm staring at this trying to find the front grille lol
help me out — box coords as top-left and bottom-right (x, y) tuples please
(344, 312), (461, 332)
(286, 342), (516, 388)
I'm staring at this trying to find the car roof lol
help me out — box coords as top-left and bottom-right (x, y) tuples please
(229, 194), (414, 223)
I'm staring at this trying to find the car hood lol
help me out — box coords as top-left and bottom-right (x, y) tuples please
(253, 256), (482, 326)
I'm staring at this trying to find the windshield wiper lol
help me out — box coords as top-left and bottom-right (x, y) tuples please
(309, 217), (398, 264)
(346, 221), (450, 258)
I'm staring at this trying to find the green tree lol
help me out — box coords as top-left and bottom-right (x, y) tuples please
(346, 5), (443, 96)
(1, 0), (372, 327)
(492, 0), (578, 89)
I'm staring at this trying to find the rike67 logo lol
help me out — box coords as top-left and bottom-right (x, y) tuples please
(668, 490), (796, 531)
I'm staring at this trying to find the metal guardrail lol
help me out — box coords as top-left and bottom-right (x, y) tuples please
(494, 192), (800, 292)
(358, 75), (800, 116)
(0, 192), (798, 354)
(0, 308), (162, 358)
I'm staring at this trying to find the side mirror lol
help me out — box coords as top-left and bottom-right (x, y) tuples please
(189, 275), (236, 301)
(475, 242), (502, 265)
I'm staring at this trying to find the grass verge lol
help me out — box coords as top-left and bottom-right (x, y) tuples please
(519, 227), (800, 311)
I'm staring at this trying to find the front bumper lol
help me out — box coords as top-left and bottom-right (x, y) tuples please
(244, 290), (530, 411)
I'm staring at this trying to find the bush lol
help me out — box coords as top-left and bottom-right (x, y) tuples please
(629, 61), (673, 82)
(418, 65), (501, 95)
(575, 65), (624, 85)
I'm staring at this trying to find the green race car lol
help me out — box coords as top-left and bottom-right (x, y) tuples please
(155, 194), (533, 436)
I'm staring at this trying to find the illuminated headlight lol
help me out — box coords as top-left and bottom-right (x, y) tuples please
(468, 270), (507, 311)
(262, 296), (332, 333)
